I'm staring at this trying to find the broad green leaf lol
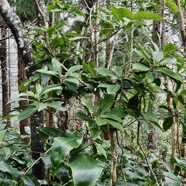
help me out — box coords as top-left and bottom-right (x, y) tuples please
(132, 63), (150, 71)
(76, 112), (91, 121)
(83, 62), (96, 77)
(163, 43), (177, 53)
(51, 134), (83, 167)
(133, 49), (150, 62)
(111, 6), (132, 20)
(52, 58), (61, 74)
(97, 94), (114, 115)
(40, 84), (62, 96)
(47, 101), (66, 112)
(113, 66), (123, 76)
(82, 98), (95, 112)
(105, 119), (124, 132)
(165, 0), (179, 12)
(98, 83), (120, 94)
(51, 37), (63, 49)
(0, 130), (6, 142)
(36, 69), (58, 76)
(19, 80), (32, 91)
(171, 156), (186, 170)
(103, 114), (122, 122)
(35, 83), (42, 96)
(64, 77), (79, 84)
(95, 67), (115, 77)
(160, 58), (179, 65)
(96, 143), (107, 158)
(46, 5), (61, 12)
(95, 117), (107, 126)
(145, 72), (154, 83)
(179, 90), (186, 96)
(20, 176), (40, 186)
(40, 127), (67, 141)
(153, 51), (164, 62)
(108, 107), (127, 118)
(69, 155), (102, 186)
(163, 171), (181, 186)
(66, 65), (83, 76)
(132, 12), (162, 20)
(157, 67), (182, 82)
(176, 55), (184, 71)
(0, 160), (19, 178)
(163, 117), (174, 131)
(18, 108), (37, 122)
(101, 19), (114, 36)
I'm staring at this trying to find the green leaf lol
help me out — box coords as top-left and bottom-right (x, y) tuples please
(145, 72), (154, 83)
(101, 19), (114, 36)
(0, 130), (6, 142)
(46, 5), (61, 12)
(96, 143), (107, 158)
(19, 80), (32, 91)
(82, 98), (95, 112)
(98, 83), (120, 94)
(163, 117), (174, 131)
(153, 51), (164, 62)
(52, 58), (61, 74)
(95, 117), (107, 126)
(111, 6), (132, 20)
(64, 77), (79, 84)
(105, 119), (124, 132)
(108, 107), (127, 118)
(47, 101), (66, 112)
(51, 134), (83, 167)
(132, 63), (150, 71)
(163, 171), (181, 186)
(179, 90), (186, 96)
(97, 94), (114, 115)
(66, 65), (83, 76)
(165, 0), (179, 12)
(163, 43), (177, 53)
(132, 12), (162, 20)
(95, 67), (115, 77)
(20, 175), (40, 186)
(103, 114), (122, 122)
(76, 112), (91, 121)
(40, 84), (62, 96)
(69, 155), (102, 186)
(69, 36), (89, 41)
(157, 67), (182, 82)
(40, 127), (66, 141)
(0, 160), (19, 178)
(36, 69), (58, 76)
(171, 156), (186, 170)
(83, 62), (96, 77)
(18, 108), (37, 122)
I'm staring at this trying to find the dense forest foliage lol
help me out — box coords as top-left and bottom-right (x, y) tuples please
(0, 0), (186, 185)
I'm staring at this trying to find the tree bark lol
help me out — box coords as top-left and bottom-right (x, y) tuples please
(18, 50), (30, 144)
(0, 22), (10, 127)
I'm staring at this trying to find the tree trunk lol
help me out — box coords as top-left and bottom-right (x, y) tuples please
(18, 50), (30, 144)
(0, 22), (10, 127)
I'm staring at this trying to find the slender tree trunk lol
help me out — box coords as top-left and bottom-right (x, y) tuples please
(18, 50), (30, 144)
(175, 0), (186, 55)
(0, 22), (10, 127)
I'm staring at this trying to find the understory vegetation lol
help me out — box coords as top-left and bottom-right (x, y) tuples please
(0, 0), (186, 185)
